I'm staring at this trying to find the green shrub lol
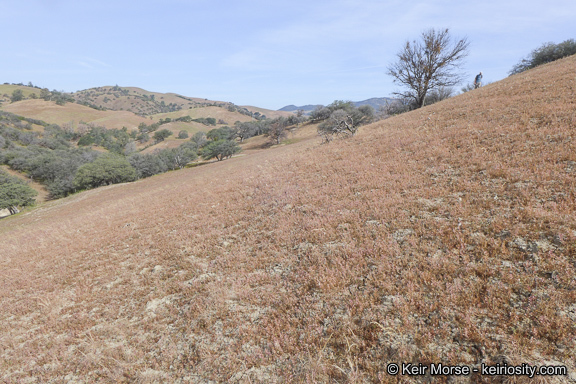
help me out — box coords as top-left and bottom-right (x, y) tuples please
(74, 154), (137, 190)
(201, 139), (240, 161)
(11, 89), (24, 103)
(0, 170), (37, 214)
(153, 129), (172, 143)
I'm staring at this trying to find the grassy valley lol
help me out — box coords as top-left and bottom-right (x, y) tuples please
(0, 85), (297, 203)
(1, 56), (576, 382)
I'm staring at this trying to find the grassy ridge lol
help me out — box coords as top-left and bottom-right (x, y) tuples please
(1, 99), (151, 130)
(1, 85), (290, 133)
(0, 84), (42, 101)
(0, 56), (575, 382)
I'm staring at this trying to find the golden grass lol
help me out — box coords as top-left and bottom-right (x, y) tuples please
(240, 105), (295, 120)
(139, 138), (189, 154)
(1, 100), (150, 130)
(1, 85), (289, 135)
(0, 85), (41, 100)
(1, 56), (576, 382)
(151, 106), (255, 124)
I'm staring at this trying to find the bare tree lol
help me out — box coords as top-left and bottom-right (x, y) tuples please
(388, 28), (470, 109)
(317, 110), (358, 144)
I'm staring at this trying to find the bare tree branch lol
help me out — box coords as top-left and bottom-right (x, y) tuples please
(388, 28), (470, 109)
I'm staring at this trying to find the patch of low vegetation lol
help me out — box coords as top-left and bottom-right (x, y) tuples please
(0, 107), (304, 208)
(509, 38), (576, 75)
(0, 110), (198, 201)
(311, 100), (375, 143)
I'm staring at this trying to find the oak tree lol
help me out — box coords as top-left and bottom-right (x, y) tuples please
(388, 28), (469, 109)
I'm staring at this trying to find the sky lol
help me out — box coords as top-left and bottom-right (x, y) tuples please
(2, 0), (575, 110)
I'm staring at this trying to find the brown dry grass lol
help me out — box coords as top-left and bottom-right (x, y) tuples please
(151, 106), (256, 124)
(240, 106), (294, 120)
(1, 100), (151, 130)
(0, 85), (42, 103)
(1, 56), (575, 383)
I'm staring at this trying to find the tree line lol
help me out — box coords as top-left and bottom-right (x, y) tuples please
(0, 109), (310, 214)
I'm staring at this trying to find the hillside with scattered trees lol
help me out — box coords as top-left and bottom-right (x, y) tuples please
(0, 103), (312, 213)
(1, 52), (575, 382)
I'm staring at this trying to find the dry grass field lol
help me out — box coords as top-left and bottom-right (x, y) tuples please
(1, 100), (151, 130)
(1, 55), (575, 383)
(151, 106), (255, 126)
(0, 86), (286, 133)
(0, 85), (42, 103)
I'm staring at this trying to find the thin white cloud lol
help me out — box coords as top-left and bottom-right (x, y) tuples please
(77, 61), (94, 69)
(75, 57), (112, 70)
(83, 57), (112, 68)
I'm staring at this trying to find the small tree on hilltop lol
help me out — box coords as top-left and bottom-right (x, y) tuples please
(388, 28), (470, 109)
(40, 88), (51, 101)
(11, 89), (24, 103)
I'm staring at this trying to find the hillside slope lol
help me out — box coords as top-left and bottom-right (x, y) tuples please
(0, 85), (290, 132)
(1, 56), (576, 382)
(1, 99), (151, 130)
(73, 86), (291, 120)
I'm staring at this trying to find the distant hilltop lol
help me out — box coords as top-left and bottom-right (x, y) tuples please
(279, 97), (395, 113)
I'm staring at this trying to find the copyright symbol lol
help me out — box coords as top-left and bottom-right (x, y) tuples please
(387, 363), (399, 375)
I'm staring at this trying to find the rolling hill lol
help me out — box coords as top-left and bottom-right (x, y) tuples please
(0, 85), (290, 131)
(1, 99), (151, 130)
(0, 84), (294, 155)
(1, 55), (576, 382)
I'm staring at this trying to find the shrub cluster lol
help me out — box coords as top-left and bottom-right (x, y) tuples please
(509, 38), (576, 75)
(0, 169), (37, 214)
(312, 101), (375, 143)
(0, 113), (200, 199)
(198, 127), (240, 161)
(77, 126), (133, 153)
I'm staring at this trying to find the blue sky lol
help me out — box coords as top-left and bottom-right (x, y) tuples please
(2, 0), (575, 110)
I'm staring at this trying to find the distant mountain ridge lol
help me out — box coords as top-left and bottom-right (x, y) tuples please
(279, 97), (395, 113)
(278, 104), (323, 113)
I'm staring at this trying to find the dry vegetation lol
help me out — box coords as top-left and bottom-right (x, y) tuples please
(1, 100), (151, 130)
(0, 85), (287, 133)
(152, 106), (292, 123)
(1, 56), (576, 383)
(0, 85), (41, 103)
